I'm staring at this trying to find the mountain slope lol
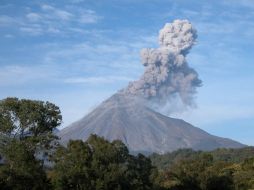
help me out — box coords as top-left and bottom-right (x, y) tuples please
(58, 93), (245, 154)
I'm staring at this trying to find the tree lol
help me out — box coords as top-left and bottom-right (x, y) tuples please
(0, 97), (62, 158)
(50, 140), (93, 190)
(50, 135), (155, 190)
(0, 97), (62, 189)
(87, 135), (130, 190)
(87, 135), (154, 190)
(0, 140), (51, 190)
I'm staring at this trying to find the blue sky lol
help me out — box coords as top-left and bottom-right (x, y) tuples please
(0, 0), (254, 145)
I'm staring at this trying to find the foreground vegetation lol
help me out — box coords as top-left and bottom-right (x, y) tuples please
(0, 98), (253, 190)
(151, 149), (254, 190)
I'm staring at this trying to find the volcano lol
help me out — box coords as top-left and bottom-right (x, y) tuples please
(59, 20), (245, 154)
(58, 93), (244, 154)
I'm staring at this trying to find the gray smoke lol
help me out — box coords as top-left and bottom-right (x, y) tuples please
(122, 19), (202, 110)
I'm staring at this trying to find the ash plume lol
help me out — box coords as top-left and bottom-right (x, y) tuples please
(122, 19), (202, 111)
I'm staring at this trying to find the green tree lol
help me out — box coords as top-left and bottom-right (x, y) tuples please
(0, 97), (62, 138)
(87, 135), (130, 190)
(50, 140), (93, 190)
(0, 97), (62, 189)
(87, 135), (154, 190)
(0, 97), (62, 159)
(0, 140), (51, 190)
(51, 135), (155, 190)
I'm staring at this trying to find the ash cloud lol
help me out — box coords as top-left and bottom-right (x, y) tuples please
(122, 19), (202, 112)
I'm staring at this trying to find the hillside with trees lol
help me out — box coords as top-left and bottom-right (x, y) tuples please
(150, 147), (254, 170)
(0, 97), (253, 190)
(151, 150), (254, 190)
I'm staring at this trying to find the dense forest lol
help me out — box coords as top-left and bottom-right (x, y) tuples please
(150, 148), (254, 190)
(150, 147), (254, 170)
(0, 98), (253, 190)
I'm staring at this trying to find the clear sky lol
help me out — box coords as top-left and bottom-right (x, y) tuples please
(0, 0), (254, 145)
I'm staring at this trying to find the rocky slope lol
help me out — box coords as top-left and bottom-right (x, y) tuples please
(58, 93), (245, 154)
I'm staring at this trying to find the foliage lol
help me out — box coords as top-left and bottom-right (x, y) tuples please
(150, 149), (200, 170)
(0, 140), (51, 190)
(153, 152), (254, 190)
(0, 97), (61, 138)
(50, 135), (156, 190)
(150, 147), (254, 170)
(164, 154), (234, 190)
(233, 158), (254, 190)
(49, 140), (92, 190)
(0, 97), (62, 190)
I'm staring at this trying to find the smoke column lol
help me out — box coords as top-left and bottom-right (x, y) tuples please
(122, 19), (202, 111)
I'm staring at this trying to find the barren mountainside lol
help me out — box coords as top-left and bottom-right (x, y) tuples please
(58, 93), (245, 154)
